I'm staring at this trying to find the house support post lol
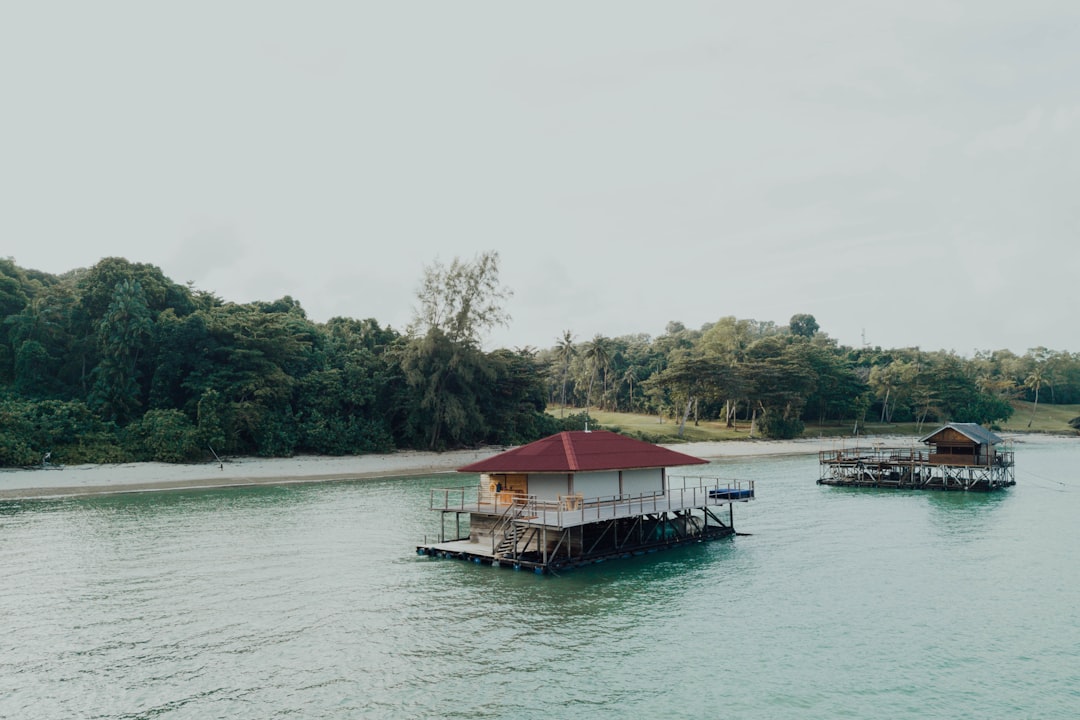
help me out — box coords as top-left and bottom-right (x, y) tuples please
(542, 525), (548, 567)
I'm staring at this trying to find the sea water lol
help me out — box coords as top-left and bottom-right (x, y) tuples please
(1, 438), (1077, 719)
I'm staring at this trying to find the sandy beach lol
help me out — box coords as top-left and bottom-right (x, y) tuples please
(0, 432), (1062, 500)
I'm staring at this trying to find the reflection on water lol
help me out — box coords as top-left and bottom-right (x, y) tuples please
(923, 486), (1008, 530)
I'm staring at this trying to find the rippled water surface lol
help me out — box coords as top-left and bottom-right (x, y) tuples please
(2, 439), (1078, 719)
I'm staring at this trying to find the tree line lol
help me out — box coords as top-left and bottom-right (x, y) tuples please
(2, 255), (1076, 466)
(540, 316), (1079, 439)
(0, 254), (559, 466)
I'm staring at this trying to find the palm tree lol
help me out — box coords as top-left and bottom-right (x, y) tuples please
(1025, 365), (1047, 428)
(622, 366), (638, 412)
(555, 330), (575, 417)
(583, 335), (611, 411)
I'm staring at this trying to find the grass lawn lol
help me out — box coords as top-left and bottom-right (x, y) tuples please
(1000, 400), (1080, 434)
(547, 402), (1079, 443)
(547, 406), (925, 443)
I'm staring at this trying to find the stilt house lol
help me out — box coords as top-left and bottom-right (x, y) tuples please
(818, 422), (1015, 491)
(418, 430), (754, 573)
(920, 423), (1006, 466)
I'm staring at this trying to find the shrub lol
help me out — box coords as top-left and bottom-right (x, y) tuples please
(298, 412), (394, 455)
(0, 433), (36, 466)
(124, 409), (203, 462)
(759, 415), (805, 440)
(627, 430), (673, 445)
(63, 435), (132, 464)
(0, 398), (126, 466)
(557, 412), (599, 432)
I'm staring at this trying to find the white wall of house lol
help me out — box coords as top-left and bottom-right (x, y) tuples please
(623, 468), (663, 496)
(572, 471), (619, 499)
(528, 474), (570, 501)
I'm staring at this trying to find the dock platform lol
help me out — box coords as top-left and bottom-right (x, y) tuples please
(418, 476), (754, 574)
(818, 446), (1015, 491)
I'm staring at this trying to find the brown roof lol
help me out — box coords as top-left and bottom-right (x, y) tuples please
(457, 430), (708, 474)
(919, 422), (1002, 446)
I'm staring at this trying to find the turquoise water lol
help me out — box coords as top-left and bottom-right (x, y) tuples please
(1, 440), (1077, 719)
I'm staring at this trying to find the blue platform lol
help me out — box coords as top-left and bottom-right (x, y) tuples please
(708, 488), (755, 500)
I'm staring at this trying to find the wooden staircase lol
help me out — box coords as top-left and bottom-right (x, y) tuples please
(491, 499), (527, 559)
(494, 532), (518, 557)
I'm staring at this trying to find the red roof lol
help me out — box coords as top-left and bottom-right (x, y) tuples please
(457, 431), (708, 474)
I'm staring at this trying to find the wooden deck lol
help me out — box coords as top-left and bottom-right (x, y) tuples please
(420, 478), (754, 573)
(818, 445), (1015, 491)
(418, 514), (738, 573)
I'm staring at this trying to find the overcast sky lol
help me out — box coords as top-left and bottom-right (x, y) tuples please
(3, 2), (1078, 356)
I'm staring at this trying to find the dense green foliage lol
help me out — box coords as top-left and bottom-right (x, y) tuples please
(0, 256), (553, 465)
(1, 254), (1075, 466)
(539, 319), (1078, 440)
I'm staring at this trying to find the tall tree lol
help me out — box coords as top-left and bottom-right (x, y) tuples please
(743, 336), (817, 439)
(622, 366), (638, 412)
(1025, 365), (1046, 428)
(868, 359), (916, 423)
(583, 335), (611, 411)
(409, 251), (511, 347)
(555, 330), (575, 416)
(88, 279), (153, 423)
(644, 351), (732, 437)
(7, 283), (81, 397)
(402, 251), (513, 449)
(789, 313), (819, 338)
(699, 316), (760, 427)
(398, 328), (492, 450)
(0, 259), (31, 382)
(790, 340), (866, 425)
(478, 348), (557, 445)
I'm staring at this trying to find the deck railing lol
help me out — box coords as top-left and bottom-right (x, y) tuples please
(819, 447), (928, 465)
(429, 477), (754, 518)
(819, 446), (1014, 468)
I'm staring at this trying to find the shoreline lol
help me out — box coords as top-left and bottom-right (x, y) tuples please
(0, 432), (1067, 501)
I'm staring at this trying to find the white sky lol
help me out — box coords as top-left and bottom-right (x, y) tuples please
(3, 2), (1078, 356)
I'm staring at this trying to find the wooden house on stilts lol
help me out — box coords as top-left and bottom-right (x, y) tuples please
(818, 422), (1015, 491)
(417, 430), (754, 574)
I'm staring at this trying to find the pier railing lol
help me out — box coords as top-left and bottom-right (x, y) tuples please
(819, 447), (928, 465)
(429, 478), (754, 523)
(819, 447), (1015, 468)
